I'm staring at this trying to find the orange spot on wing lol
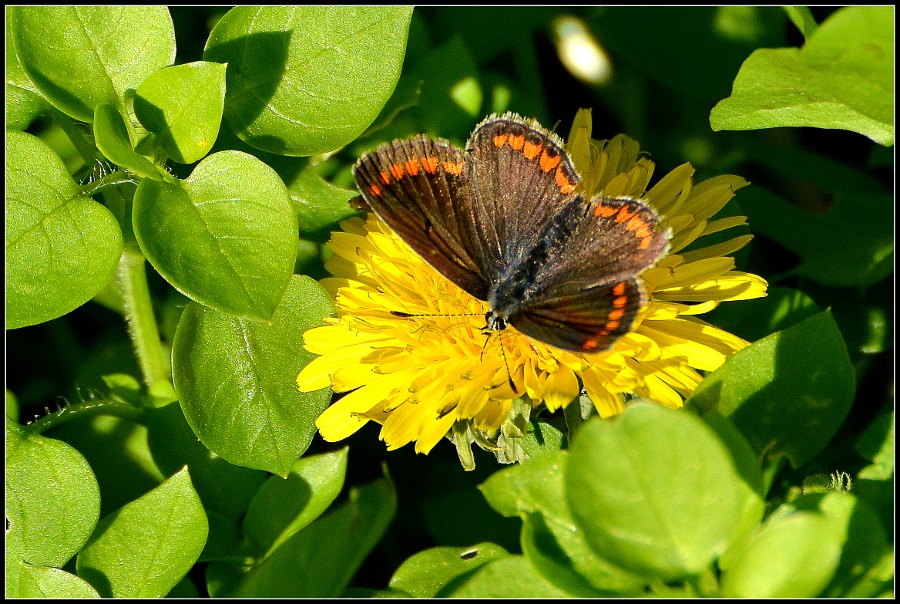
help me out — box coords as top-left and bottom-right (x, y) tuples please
(540, 151), (561, 172)
(613, 295), (627, 308)
(639, 237), (652, 250)
(613, 282), (627, 296)
(615, 207), (637, 223)
(596, 204), (618, 218)
(380, 171), (391, 184)
(608, 308), (625, 321)
(508, 135), (525, 150)
(493, 134), (509, 148)
(626, 216), (646, 231)
(443, 161), (465, 175)
(405, 159), (420, 176)
(555, 167), (576, 194)
(368, 183), (382, 196)
(523, 141), (542, 159)
(389, 163), (405, 179)
(422, 156), (438, 173)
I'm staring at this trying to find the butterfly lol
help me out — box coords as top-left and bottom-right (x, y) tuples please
(352, 112), (671, 353)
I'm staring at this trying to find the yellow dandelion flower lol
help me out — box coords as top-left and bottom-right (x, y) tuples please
(298, 108), (767, 468)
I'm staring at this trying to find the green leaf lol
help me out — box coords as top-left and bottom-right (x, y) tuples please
(243, 448), (348, 556)
(287, 166), (359, 239)
(204, 6), (413, 156)
(711, 6), (894, 145)
(787, 492), (891, 598)
(172, 276), (334, 476)
(5, 131), (123, 329)
(229, 478), (396, 597)
(10, 563), (100, 599)
(48, 415), (165, 519)
(694, 411), (766, 521)
(565, 405), (752, 580)
(738, 187), (892, 288)
(93, 103), (165, 181)
(389, 543), (509, 598)
(721, 510), (842, 597)
(6, 419), (101, 568)
(481, 451), (645, 594)
(133, 150), (297, 321)
(6, 389), (19, 422)
(6, 8), (52, 130)
(134, 61), (227, 164)
(855, 407), (894, 478)
(439, 555), (570, 598)
(783, 6), (818, 40)
(5, 83), (50, 131)
(146, 402), (267, 520)
(519, 419), (565, 458)
(688, 310), (856, 468)
(76, 467), (208, 598)
(706, 286), (821, 344)
(10, 6), (176, 122)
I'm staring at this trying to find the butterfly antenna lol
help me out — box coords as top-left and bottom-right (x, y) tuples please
(391, 310), (482, 319)
(500, 332), (518, 394)
(483, 329), (518, 395)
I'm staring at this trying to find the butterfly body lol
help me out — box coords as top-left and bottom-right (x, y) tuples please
(353, 112), (671, 353)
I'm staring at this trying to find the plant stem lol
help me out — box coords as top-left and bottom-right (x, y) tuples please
(116, 248), (170, 388)
(26, 397), (147, 435)
(82, 170), (138, 198)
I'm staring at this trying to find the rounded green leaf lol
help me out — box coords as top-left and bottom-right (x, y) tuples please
(481, 452), (646, 594)
(6, 131), (123, 329)
(243, 448), (348, 556)
(688, 310), (855, 468)
(10, 6), (176, 122)
(440, 556), (570, 598)
(565, 405), (750, 580)
(288, 167), (359, 238)
(6, 420), (101, 569)
(204, 6), (413, 156)
(134, 61), (227, 164)
(12, 564), (100, 599)
(788, 492), (891, 597)
(711, 6), (893, 145)
(76, 467), (208, 598)
(389, 543), (510, 598)
(6, 8), (53, 130)
(93, 103), (164, 181)
(721, 511), (842, 597)
(146, 402), (267, 520)
(172, 276), (334, 476)
(133, 150), (296, 321)
(230, 478), (396, 597)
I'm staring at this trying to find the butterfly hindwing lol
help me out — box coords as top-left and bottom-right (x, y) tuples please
(511, 278), (647, 353)
(353, 137), (489, 299)
(521, 195), (670, 297)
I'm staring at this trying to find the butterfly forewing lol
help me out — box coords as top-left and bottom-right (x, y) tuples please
(467, 115), (583, 283)
(353, 137), (489, 299)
